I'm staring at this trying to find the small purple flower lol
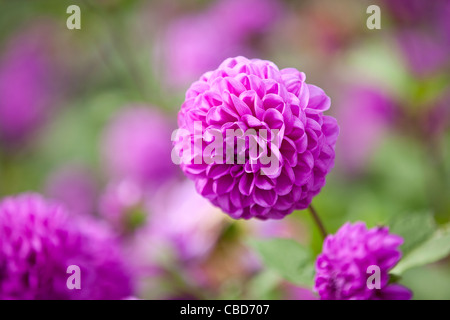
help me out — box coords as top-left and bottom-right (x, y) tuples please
(102, 105), (177, 189)
(0, 193), (133, 300)
(314, 222), (412, 300)
(175, 56), (339, 220)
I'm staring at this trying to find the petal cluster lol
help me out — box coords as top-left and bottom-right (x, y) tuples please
(176, 56), (339, 220)
(314, 222), (412, 300)
(0, 193), (132, 299)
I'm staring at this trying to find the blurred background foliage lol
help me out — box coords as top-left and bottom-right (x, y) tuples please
(0, 0), (449, 299)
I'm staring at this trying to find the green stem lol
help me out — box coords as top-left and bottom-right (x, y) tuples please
(308, 205), (327, 240)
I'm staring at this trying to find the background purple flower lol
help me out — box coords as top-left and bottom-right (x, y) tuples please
(147, 179), (226, 262)
(98, 179), (150, 233)
(384, 0), (450, 77)
(161, 0), (282, 87)
(314, 222), (412, 300)
(336, 86), (396, 173)
(396, 30), (449, 77)
(0, 193), (133, 300)
(176, 56), (339, 220)
(0, 31), (54, 146)
(102, 105), (177, 189)
(45, 164), (98, 217)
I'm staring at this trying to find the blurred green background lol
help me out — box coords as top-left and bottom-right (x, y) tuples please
(0, 0), (449, 300)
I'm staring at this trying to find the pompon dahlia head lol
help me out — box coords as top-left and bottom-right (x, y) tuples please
(174, 56), (339, 220)
(314, 222), (412, 300)
(0, 193), (133, 300)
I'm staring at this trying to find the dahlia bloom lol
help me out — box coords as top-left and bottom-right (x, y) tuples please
(314, 222), (412, 300)
(174, 56), (339, 220)
(102, 106), (177, 189)
(0, 193), (132, 299)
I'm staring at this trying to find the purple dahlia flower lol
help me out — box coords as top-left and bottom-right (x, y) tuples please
(314, 222), (412, 300)
(174, 56), (339, 220)
(0, 193), (133, 300)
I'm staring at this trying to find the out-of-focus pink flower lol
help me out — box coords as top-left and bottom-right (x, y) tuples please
(162, 0), (282, 87)
(119, 179), (226, 298)
(438, 1), (450, 46)
(148, 179), (226, 262)
(45, 165), (98, 216)
(0, 31), (54, 146)
(102, 105), (177, 189)
(384, 0), (450, 77)
(99, 179), (150, 233)
(382, 0), (431, 25)
(396, 30), (449, 77)
(336, 86), (396, 173)
(163, 14), (239, 88)
(209, 0), (282, 43)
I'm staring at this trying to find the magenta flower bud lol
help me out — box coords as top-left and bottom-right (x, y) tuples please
(174, 56), (339, 220)
(314, 222), (412, 300)
(0, 193), (133, 299)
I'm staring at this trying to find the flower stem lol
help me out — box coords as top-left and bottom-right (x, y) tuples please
(308, 205), (327, 240)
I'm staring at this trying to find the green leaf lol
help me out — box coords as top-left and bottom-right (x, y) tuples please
(391, 226), (450, 275)
(389, 211), (436, 256)
(246, 270), (282, 300)
(248, 238), (315, 287)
